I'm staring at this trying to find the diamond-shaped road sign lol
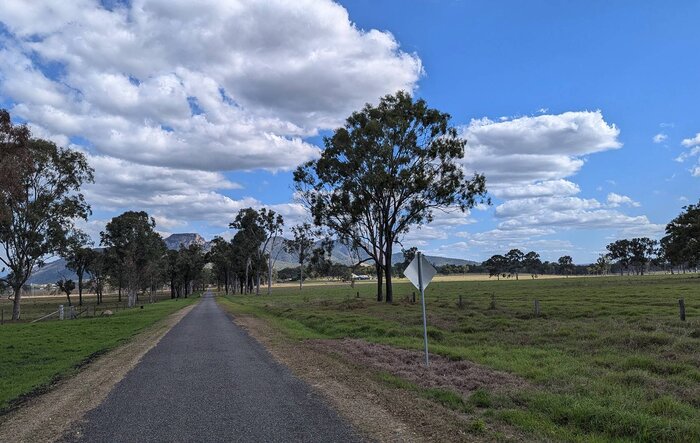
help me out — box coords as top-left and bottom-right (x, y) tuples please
(404, 253), (437, 291)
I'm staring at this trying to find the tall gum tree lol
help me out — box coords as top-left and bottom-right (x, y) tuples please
(294, 91), (488, 302)
(0, 111), (93, 319)
(100, 211), (166, 308)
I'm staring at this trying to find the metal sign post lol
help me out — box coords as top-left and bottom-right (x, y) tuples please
(404, 252), (437, 367)
(417, 252), (429, 366)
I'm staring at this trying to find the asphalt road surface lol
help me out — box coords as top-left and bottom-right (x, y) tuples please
(71, 292), (361, 442)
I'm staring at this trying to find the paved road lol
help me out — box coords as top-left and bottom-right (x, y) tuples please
(71, 292), (361, 442)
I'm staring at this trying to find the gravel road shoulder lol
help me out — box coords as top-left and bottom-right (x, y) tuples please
(223, 306), (488, 442)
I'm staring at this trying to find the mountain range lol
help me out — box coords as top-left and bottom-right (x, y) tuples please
(26, 233), (477, 284)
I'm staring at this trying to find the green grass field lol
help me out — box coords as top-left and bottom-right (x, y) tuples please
(220, 274), (700, 442)
(0, 296), (198, 412)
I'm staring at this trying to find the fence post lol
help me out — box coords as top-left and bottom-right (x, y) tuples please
(412, 291), (416, 303)
(59, 305), (64, 320)
(534, 299), (540, 317)
(458, 294), (464, 309)
(1, 308), (3, 325)
(679, 298), (686, 321)
(70, 305), (75, 319)
(356, 291), (359, 298)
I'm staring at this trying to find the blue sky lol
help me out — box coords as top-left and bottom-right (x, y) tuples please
(1, 0), (698, 263)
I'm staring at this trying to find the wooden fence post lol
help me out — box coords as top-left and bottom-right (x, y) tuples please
(356, 291), (359, 298)
(59, 305), (64, 320)
(458, 294), (464, 309)
(412, 292), (416, 303)
(679, 298), (686, 321)
(534, 299), (540, 317)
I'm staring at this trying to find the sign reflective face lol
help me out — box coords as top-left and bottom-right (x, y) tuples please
(404, 254), (437, 290)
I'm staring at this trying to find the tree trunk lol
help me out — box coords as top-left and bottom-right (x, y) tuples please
(299, 265), (303, 290)
(127, 287), (136, 308)
(375, 263), (383, 302)
(256, 272), (261, 295)
(268, 256), (273, 295)
(12, 286), (21, 320)
(118, 284), (122, 302)
(245, 260), (249, 295)
(384, 241), (393, 303)
(78, 273), (83, 306)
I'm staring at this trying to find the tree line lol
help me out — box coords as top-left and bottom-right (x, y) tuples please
(604, 205), (700, 276)
(481, 250), (574, 280)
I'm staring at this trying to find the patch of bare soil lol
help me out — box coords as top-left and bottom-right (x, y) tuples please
(231, 313), (525, 442)
(0, 304), (195, 443)
(313, 339), (529, 399)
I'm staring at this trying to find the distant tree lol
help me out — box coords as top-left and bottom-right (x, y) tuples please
(62, 231), (94, 306)
(483, 255), (508, 280)
(258, 208), (284, 295)
(505, 249), (525, 280)
(606, 239), (632, 276)
(176, 244), (206, 297)
(101, 211), (166, 307)
(557, 255), (574, 276)
(165, 249), (180, 298)
(661, 200), (700, 271)
(0, 111), (94, 319)
(86, 250), (107, 304)
(230, 208), (267, 295)
(56, 278), (76, 307)
(284, 223), (318, 289)
(522, 251), (542, 278)
(628, 237), (658, 275)
(592, 254), (611, 275)
(294, 91), (488, 303)
(309, 235), (334, 278)
(207, 237), (233, 294)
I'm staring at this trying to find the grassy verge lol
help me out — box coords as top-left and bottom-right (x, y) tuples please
(0, 295), (199, 412)
(219, 275), (700, 441)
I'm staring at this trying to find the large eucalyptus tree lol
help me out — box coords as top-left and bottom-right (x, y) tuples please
(295, 91), (488, 302)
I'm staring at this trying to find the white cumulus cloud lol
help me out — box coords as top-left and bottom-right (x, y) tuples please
(0, 0), (422, 172)
(606, 193), (640, 208)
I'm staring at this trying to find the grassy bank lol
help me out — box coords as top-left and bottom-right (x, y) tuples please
(219, 275), (700, 441)
(0, 296), (198, 412)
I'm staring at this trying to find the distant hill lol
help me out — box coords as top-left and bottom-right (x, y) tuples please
(269, 238), (478, 269)
(164, 233), (209, 251)
(25, 233), (477, 283)
(27, 258), (77, 285)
